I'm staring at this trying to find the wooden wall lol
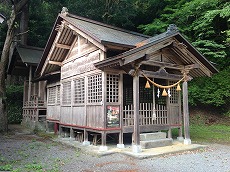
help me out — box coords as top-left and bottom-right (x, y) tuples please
(47, 81), (60, 121)
(59, 33), (106, 128)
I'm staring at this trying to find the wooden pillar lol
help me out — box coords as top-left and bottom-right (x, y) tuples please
(132, 74), (141, 153)
(99, 131), (108, 151)
(54, 123), (58, 134)
(117, 73), (124, 148)
(101, 132), (106, 146)
(82, 76), (90, 146)
(28, 65), (32, 101)
(182, 80), (191, 144)
(166, 83), (172, 139)
(59, 125), (63, 137)
(70, 128), (75, 139)
(178, 90), (183, 140)
(84, 129), (88, 141)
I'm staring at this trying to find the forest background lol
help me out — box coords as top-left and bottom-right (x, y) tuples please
(0, 0), (229, 124)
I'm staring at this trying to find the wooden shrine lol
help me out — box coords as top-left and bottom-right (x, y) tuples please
(7, 45), (46, 127)
(22, 8), (218, 151)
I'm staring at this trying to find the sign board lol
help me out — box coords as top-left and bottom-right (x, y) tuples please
(106, 105), (120, 128)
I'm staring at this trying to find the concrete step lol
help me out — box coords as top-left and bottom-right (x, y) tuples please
(140, 132), (167, 141)
(140, 138), (173, 149)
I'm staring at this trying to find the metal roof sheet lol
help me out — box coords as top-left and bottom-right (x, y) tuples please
(63, 15), (149, 47)
(16, 46), (43, 64)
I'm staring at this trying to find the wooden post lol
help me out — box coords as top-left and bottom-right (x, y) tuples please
(117, 73), (124, 148)
(132, 74), (141, 153)
(99, 131), (108, 151)
(59, 125), (63, 137)
(182, 80), (191, 144)
(167, 81), (172, 139)
(69, 128), (74, 139)
(54, 123), (58, 134)
(177, 90), (184, 141)
(82, 77), (90, 146)
(28, 66), (32, 101)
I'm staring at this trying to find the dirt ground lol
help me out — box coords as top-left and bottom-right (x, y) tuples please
(0, 124), (229, 172)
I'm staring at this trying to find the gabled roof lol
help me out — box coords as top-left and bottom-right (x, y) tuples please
(63, 14), (150, 47)
(35, 12), (150, 77)
(95, 25), (218, 78)
(7, 45), (43, 75)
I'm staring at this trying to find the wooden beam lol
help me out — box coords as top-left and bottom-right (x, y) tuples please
(172, 47), (212, 77)
(40, 23), (63, 76)
(123, 40), (174, 65)
(184, 64), (199, 70)
(141, 70), (183, 80)
(142, 60), (184, 70)
(48, 60), (62, 66)
(66, 23), (106, 52)
(55, 43), (71, 49)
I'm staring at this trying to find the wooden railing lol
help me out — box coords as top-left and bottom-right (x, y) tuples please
(23, 98), (47, 122)
(123, 103), (168, 126)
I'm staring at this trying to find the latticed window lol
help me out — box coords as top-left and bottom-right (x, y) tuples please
(48, 87), (56, 104)
(106, 74), (119, 102)
(88, 74), (102, 103)
(74, 78), (85, 104)
(62, 81), (71, 105)
(56, 85), (60, 104)
(169, 81), (179, 104)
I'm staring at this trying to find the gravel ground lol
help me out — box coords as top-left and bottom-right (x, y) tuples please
(0, 125), (229, 172)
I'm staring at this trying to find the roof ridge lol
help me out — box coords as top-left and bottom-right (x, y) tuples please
(63, 13), (150, 38)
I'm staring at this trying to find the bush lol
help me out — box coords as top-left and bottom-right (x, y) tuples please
(6, 85), (23, 124)
(188, 67), (230, 112)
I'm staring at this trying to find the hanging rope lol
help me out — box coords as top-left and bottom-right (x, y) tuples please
(142, 72), (185, 89)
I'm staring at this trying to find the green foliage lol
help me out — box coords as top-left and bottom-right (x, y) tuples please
(6, 85), (23, 124)
(25, 162), (43, 171)
(0, 164), (13, 171)
(189, 67), (230, 107)
(140, 0), (230, 69)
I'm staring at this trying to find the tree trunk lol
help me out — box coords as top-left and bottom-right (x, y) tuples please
(0, 0), (28, 132)
(0, 9), (16, 132)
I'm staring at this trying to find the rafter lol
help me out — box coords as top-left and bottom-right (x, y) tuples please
(48, 60), (62, 66)
(55, 43), (71, 49)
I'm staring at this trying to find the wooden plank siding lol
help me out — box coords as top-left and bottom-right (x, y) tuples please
(86, 105), (104, 128)
(47, 105), (60, 120)
(72, 106), (85, 126)
(58, 33), (107, 129)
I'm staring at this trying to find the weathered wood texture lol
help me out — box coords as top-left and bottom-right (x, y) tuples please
(57, 35), (105, 128)
(23, 80), (47, 122)
(61, 34), (100, 79)
(60, 106), (72, 124)
(133, 75), (140, 145)
(123, 103), (169, 126)
(86, 105), (104, 128)
(47, 106), (60, 120)
(72, 106), (85, 126)
(183, 80), (190, 140)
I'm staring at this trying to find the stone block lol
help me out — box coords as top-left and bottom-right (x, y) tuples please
(140, 132), (167, 141)
(140, 138), (173, 149)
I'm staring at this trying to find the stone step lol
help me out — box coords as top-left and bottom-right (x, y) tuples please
(140, 138), (173, 149)
(140, 132), (167, 141)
